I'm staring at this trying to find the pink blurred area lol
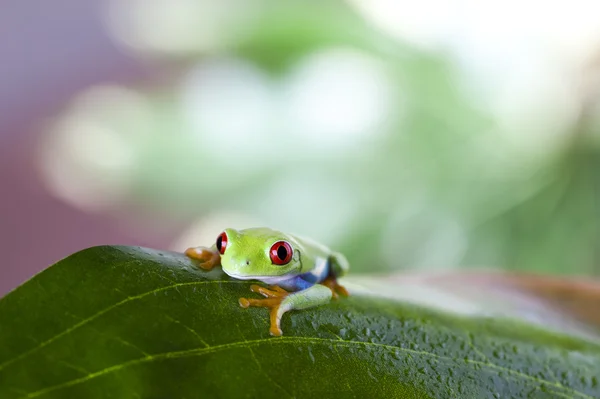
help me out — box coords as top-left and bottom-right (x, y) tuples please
(0, 0), (171, 295)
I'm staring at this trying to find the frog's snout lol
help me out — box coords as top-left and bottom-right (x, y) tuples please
(245, 259), (251, 265)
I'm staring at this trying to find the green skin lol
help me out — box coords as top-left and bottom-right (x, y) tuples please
(187, 227), (349, 336)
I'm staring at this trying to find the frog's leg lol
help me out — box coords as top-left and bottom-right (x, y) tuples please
(184, 246), (221, 271)
(239, 284), (332, 336)
(321, 252), (349, 299)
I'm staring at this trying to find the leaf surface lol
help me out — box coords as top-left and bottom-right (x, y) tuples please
(349, 271), (600, 341)
(0, 246), (599, 398)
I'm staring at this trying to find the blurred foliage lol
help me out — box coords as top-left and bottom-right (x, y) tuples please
(40, 0), (600, 276)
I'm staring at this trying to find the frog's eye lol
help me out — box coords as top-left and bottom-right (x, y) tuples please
(216, 232), (228, 255)
(269, 241), (293, 265)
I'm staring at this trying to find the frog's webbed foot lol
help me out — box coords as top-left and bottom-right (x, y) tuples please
(321, 276), (349, 300)
(249, 284), (289, 298)
(239, 285), (290, 337)
(184, 246), (221, 271)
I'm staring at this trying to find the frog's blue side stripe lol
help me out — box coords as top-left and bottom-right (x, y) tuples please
(293, 256), (330, 290)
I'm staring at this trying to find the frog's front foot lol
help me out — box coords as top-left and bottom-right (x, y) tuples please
(321, 276), (349, 300)
(239, 285), (290, 336)
(185, 246), (221, 270)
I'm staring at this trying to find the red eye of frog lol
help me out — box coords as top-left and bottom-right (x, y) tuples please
(269, 241), (293, 265)
(216, 232), (228, 255)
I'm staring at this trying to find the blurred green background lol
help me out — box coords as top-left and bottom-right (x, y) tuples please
(2, 0), (600, 295)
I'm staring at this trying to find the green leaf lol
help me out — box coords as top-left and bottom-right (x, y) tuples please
(350, 272), (600, 341)
(1, 246), (599, 398)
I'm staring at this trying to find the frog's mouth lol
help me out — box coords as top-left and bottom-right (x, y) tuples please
(223, 270), (293, 284)
(222, 271), (256, 280)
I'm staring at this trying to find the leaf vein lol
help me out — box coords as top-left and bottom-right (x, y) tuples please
(55, 359), (89, 375)
(22, 337), (594, 399)
(0, 280), (244, 371)
(164, 315), (210, 348)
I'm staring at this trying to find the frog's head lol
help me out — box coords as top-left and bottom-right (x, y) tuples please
(216, 227), (302, 279)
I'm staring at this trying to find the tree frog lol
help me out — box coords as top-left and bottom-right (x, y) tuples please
(185, 227), (349, 336)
